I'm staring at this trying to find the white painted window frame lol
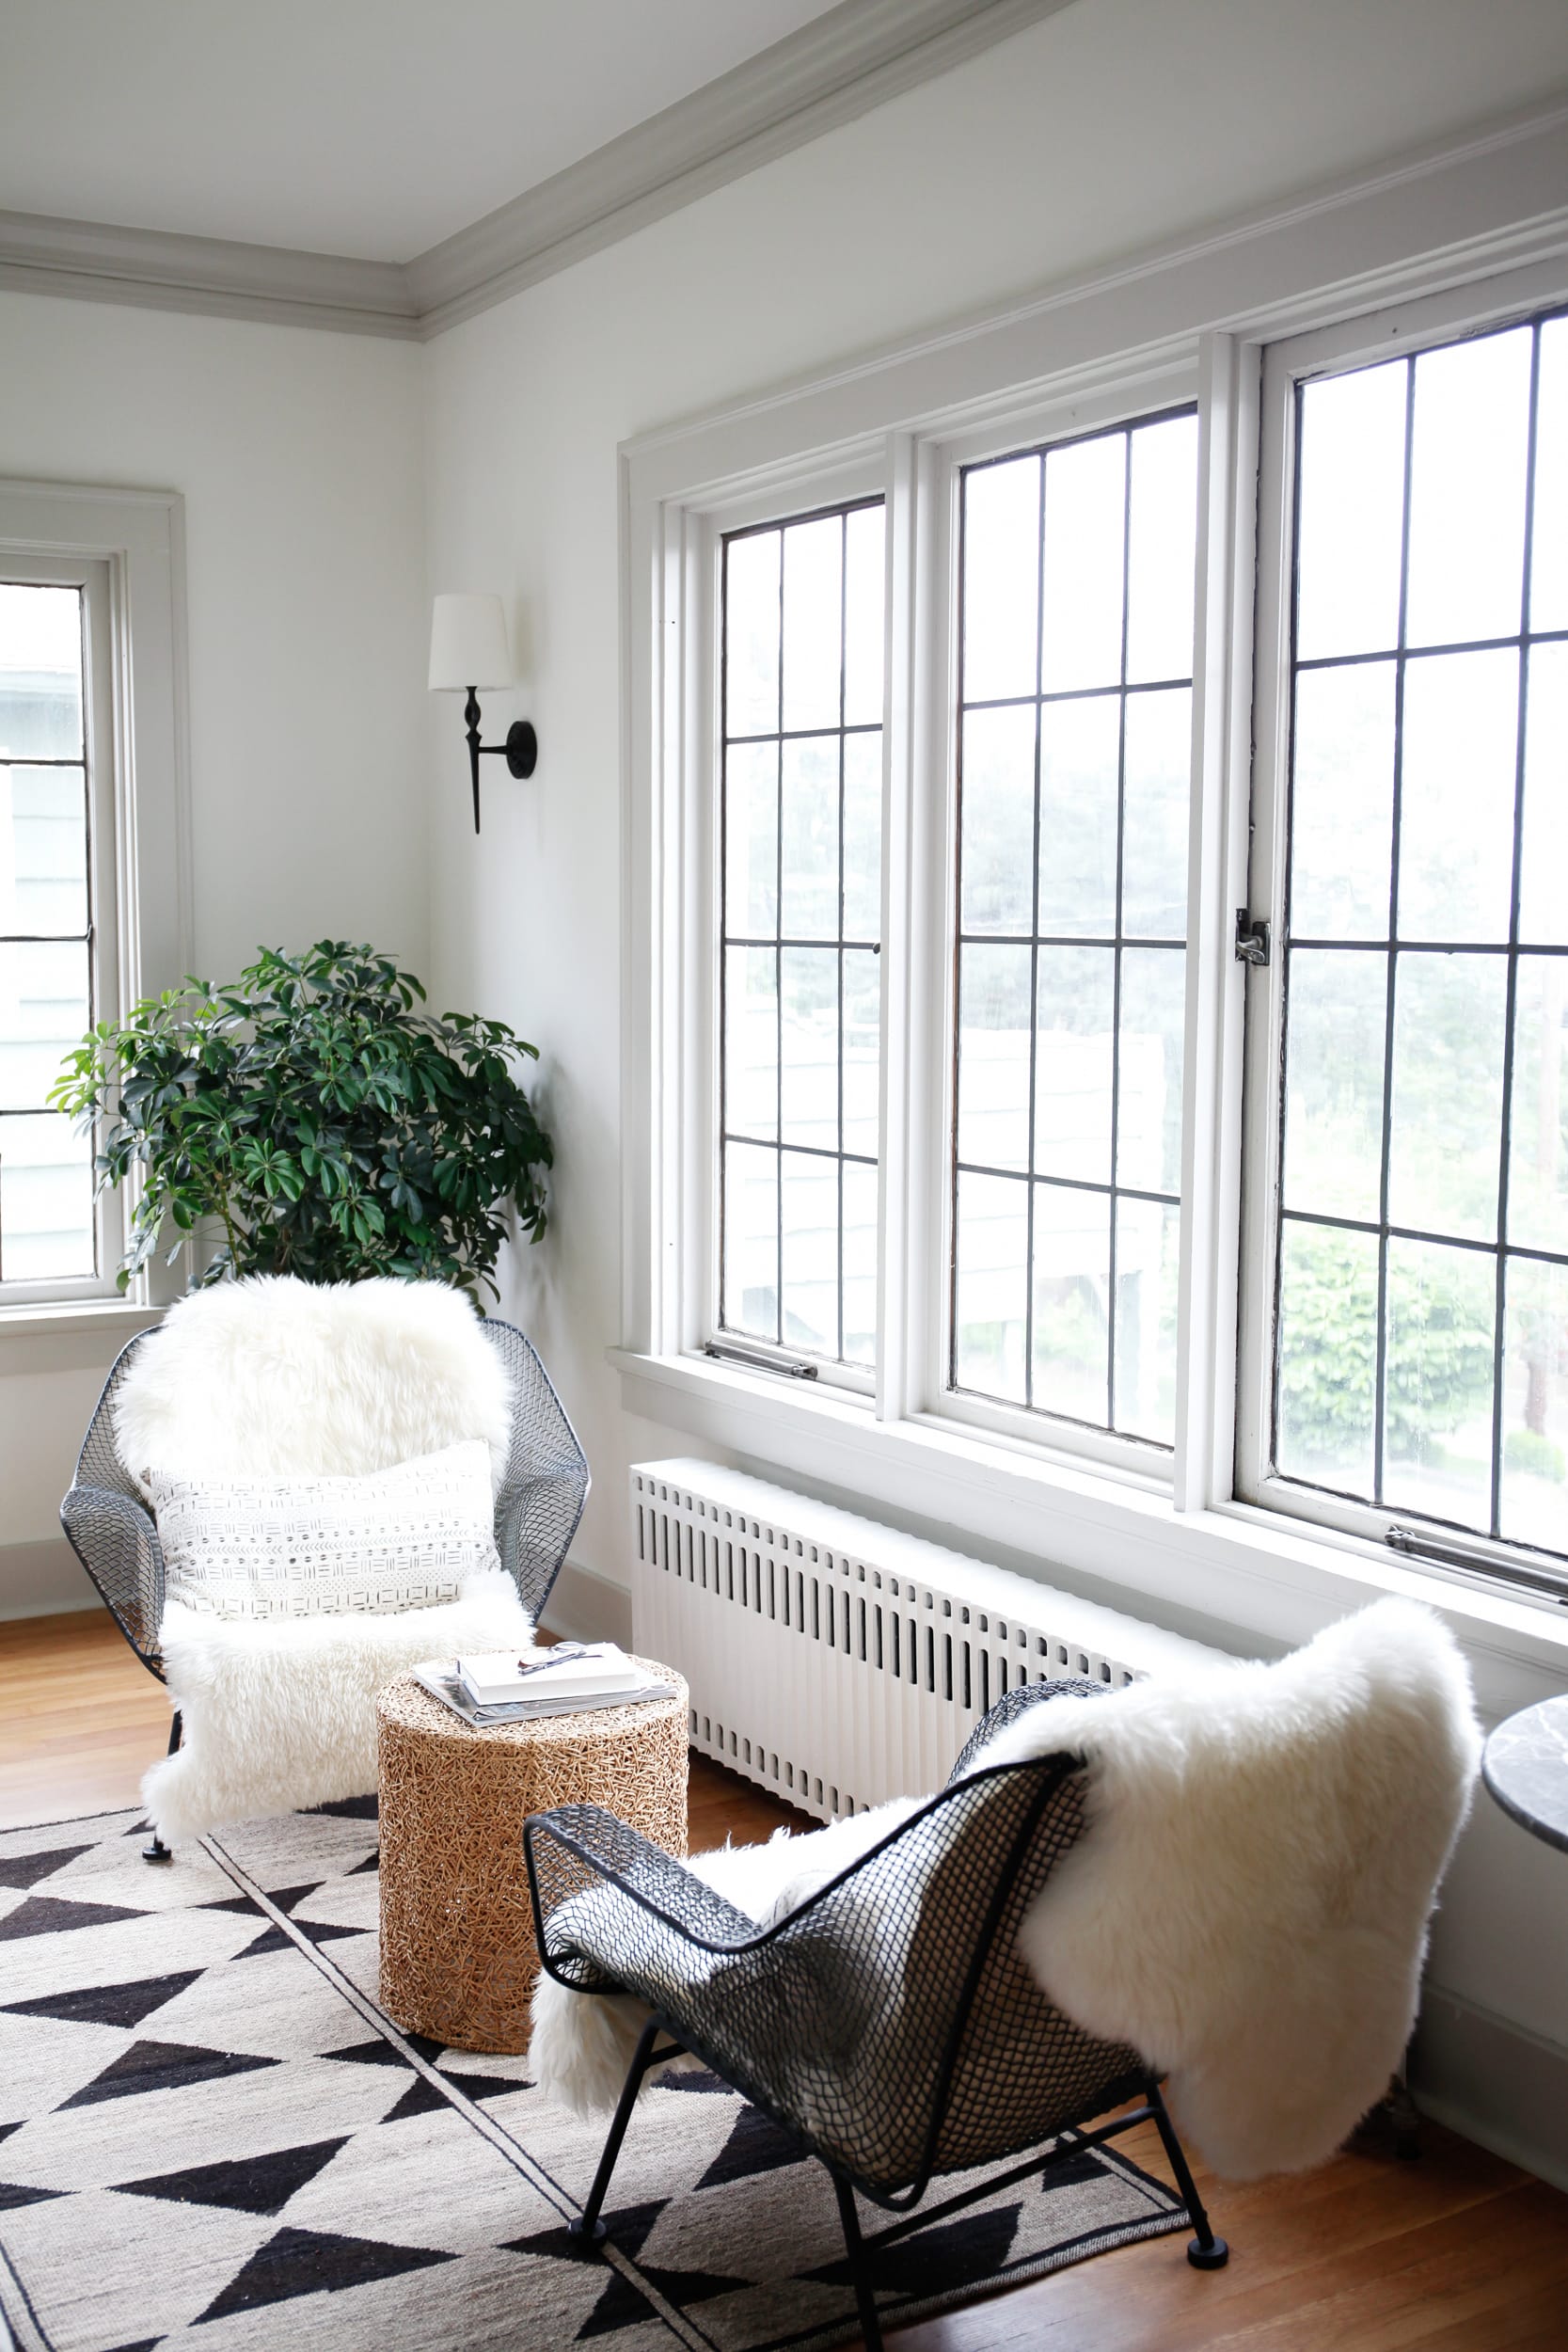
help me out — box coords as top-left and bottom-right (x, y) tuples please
(0, 481), (192, 1326)
(618, 100), (1568, 1669)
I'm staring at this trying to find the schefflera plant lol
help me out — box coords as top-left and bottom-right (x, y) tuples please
(50, 940), (551, 1299)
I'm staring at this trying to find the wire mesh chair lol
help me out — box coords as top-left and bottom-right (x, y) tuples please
(61, 1315), (589, 1851)
(524, 1679), (1227, 2349)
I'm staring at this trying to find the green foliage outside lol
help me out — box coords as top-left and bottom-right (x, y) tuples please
(50, 942), (550, 1300)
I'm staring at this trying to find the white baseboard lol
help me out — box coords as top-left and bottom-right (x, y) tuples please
(538, 1558), (632, 1648)
(1412, 1984), (1568, 2193)
(0, 1539), (98, 1621)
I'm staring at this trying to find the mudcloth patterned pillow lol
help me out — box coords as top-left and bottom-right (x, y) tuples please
(147, 1438), (500, 1620)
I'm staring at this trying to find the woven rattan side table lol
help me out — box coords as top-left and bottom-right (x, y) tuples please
(376, 1661), (689, 2053)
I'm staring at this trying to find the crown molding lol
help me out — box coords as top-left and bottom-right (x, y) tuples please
(0, 0), (1070, 342)
(404, 0), (1078, 335)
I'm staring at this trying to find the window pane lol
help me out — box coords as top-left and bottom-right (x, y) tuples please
(1040, 432), (1126, 694)
(844, 504), (884, 727)
(1038, 694), (1118, 937)
(781, 1149), (839, 1359)
(1125, 413), (1198, 683)
(1275, 1220), (1379, 1495)
(720, 500), (884, 1371)
(0, 938), (90, 1109)
(1519, 641), (1568, 947)
(0, 583), (83, 760)
(1034, 946), (1113, 1184)
(723, 946), (776, 1142)
(1117, 946), (1184, 1196)
(722, 1141), (778, 1342)
(0, 1110), (93, 1281)
(1398, 648), (1518, 945)
(841, 729), (881, 942)
(1032, 1184), (1109, 1422)
(1530, 318), (1568, 633)
(1114, 1195), (1179, 1443)
(1405, 326), (1532, 650)
(959, 704), (1035, 934)
(780, 736), (838, 940)
(780, 946), (838, 1150)
(1281, 947), (1386, 1224)
(1508, 955), (1568, 1258)
(724, 741), (778, 939)
(954, 1169), (1028, 1402)
(957, 943), (1031, 1173)
(1387, 951), (1506, 1245)
(1291, 661), (1394, 940)
(1296, 359), (1406, 660)
(724, 531), (780, 739)
(842, 1157), (878, 1368)
(782, 515), (843, 735)
(1120, 687), (1190, 938)
(1384, 1237), (1497, 1527)
(962, 454), (1038, 704)
(1, 765), (87, 938)
(1501, 1258), (1568, 1549)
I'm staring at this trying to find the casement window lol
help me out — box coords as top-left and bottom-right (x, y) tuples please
(0, 484), (187, 1314)
(630, 128), (1568, 1613)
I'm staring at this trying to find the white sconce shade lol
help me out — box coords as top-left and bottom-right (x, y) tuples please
(429, 593), (514, 691)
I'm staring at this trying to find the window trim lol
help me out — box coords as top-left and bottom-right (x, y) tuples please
(619, 97), (1568, 1656)
(0, 480), (192, 1323)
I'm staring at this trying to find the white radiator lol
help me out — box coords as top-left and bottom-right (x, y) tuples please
(630, 1457), (1227, 1821)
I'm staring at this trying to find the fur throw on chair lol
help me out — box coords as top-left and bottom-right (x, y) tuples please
(114, 1274), (513, 1493)
(531, 1597), (1478, 2181)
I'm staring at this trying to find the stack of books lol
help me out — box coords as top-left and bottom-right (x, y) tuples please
(413, 1642), (673, 1728)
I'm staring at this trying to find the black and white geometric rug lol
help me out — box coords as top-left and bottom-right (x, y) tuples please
(0, 1801), (1185, 2350)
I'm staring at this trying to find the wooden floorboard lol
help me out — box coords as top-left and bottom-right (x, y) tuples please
(2, 1605), (1564, 2348)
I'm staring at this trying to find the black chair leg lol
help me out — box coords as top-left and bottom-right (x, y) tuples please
(1148, 2081), (1228, 2269)
(831, 2169), (884, 2352)
(143, 1711), (182, 1864)
(570, 2017), (666, 2242)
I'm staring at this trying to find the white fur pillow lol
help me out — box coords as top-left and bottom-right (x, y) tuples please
(114, 1273), (513, 1493)
(147, 1438), (499, 1621)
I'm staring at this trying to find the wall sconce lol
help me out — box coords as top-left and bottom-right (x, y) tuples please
(428, 592), (538, 834)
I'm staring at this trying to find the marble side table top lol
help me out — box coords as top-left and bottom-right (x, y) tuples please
(1482, 1695), (1568, 1855)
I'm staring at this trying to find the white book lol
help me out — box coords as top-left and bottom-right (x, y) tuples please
(455, 1641), (641, 1708)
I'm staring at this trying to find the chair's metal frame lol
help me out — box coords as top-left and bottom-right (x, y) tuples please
(523, 1682), (1227, 2349)
(60, 1315), (589, 1860)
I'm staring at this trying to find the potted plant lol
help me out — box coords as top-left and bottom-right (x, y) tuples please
(51, 940), (550, 1298)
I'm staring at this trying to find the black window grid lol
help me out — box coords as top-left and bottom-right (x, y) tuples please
(717, 497), (884, 1370)
(0, 580), (96, 1286)
(949, 406), (1196, 1444)
(1271, 305), (1568, 1564)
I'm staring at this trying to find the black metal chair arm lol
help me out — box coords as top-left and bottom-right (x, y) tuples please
(526, 1804), (761, 1978)
(59, 1481), (167, 1676)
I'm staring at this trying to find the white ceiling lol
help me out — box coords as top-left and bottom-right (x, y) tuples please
(0, 0), (847, 262)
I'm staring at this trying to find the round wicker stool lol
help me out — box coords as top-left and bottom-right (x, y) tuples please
(376, 1661), (689, 2054)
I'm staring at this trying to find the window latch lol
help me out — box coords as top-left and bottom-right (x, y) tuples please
(1234, 910), (1271, 968)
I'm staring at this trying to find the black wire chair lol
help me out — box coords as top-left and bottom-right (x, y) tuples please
(524, 1679), (1226, 2350)
(61, 1315), (589, 1854)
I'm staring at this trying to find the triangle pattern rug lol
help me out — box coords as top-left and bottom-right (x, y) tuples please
(0, 1800), (1183, 2350)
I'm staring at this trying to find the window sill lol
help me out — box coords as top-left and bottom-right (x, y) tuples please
(610, 1345), (1568, 1720)
(0, 1298), (162, 1377)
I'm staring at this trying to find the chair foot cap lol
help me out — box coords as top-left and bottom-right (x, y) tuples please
(142, 1838), (172, 1864)
(568, 2217), (607, 2244)
(1187, 2235), (1228, 2269)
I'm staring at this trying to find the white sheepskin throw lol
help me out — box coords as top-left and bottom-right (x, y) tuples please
(114, 1274), (513, 1494)
(531, 1598), (1478, 2183)
(146, 1572), (534, 1842)
(988, 1597), (1480, 2179)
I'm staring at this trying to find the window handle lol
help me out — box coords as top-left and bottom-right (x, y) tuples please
(1234, 910), (1271, 967)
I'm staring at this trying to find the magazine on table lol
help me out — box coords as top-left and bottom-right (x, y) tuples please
(456, 1641), (643, 1708)
(412, 1661), (675, 1729)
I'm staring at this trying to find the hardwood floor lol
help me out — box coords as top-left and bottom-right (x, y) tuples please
(3, 1606), (1565, 2348)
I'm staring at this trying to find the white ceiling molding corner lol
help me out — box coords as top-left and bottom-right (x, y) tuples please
(0, 0), (1071, 342)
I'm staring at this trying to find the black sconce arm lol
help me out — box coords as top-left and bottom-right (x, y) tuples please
(463, 688), (539, 834)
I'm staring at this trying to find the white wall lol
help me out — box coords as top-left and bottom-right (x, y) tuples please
(0, 290), (427, 1603)
(420, 0), (1568, 2178)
